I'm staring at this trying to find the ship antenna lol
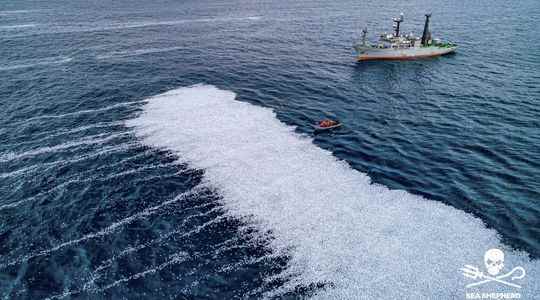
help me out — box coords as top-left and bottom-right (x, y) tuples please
(393, 12), (404, 37)
(421, 13), (432, 46)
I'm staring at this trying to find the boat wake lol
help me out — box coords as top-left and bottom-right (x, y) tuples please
(96, 47), (185, 60)
(3, 16), (262, 38)
(0, 24), (37, 30)
(0, 10), (45, 16)
(0, 56), (72, 71)
(126, 84), (540, 298)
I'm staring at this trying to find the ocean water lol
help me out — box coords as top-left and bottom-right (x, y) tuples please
(1, 0), (539, 299)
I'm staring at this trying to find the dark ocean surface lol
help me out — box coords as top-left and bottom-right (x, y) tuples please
(1, 0), (539, 299)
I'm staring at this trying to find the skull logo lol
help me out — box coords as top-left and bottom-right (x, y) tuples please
(484, 248), (504, 276)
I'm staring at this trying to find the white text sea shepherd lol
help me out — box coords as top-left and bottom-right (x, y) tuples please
(466, 292), (521, 299)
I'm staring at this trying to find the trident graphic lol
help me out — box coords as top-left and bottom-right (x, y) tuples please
(461, 265), (526, 288)
(461, 249), (526, 289)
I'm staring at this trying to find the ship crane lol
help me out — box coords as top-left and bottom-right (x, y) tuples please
(392, 13), (404, 37)
(421, 13), (432, 46)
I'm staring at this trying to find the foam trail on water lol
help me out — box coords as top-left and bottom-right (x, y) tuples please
(0, 189), (201, 269)
(0, 57), (72, 71)
(99, 252), (188, 290)
(88, 15), (262, 31)
(44, 212), (227, 300)
(126, 84), (540, 298)
(0, 24), (37, 30)
(0, 133), (128, 163)
(0, 142), (138, 180)
(0, 10), (46, 15)
(92, 205), (222, 274)
(19, 101), (144, 124)
(5, 16), (261, 38)
(44, 252), (189, 300)
(96, 47), (185, 60)
(0, 161), (178, 211)
(4, 121), (124, 149)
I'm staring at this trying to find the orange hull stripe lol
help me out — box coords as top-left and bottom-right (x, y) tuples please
(357, 51), (454, 61)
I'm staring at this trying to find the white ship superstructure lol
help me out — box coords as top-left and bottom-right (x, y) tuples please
(354, 14), (457, 61)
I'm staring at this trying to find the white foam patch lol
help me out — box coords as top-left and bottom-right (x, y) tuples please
(126, 84), (540, 298)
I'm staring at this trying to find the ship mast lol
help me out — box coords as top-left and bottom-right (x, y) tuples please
(421, 13), (432, 46)
(361, 28), (368, 46)
(393, 13), (404, 37)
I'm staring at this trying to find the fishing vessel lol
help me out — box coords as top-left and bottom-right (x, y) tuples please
(353, 13), (457, 61)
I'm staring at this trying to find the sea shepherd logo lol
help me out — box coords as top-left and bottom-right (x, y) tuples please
(461, 249), (526, 299)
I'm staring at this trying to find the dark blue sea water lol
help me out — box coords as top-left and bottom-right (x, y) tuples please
(1, 0), (539, 299)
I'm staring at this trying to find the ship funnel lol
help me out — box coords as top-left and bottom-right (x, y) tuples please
(421, 13), (432, 46)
